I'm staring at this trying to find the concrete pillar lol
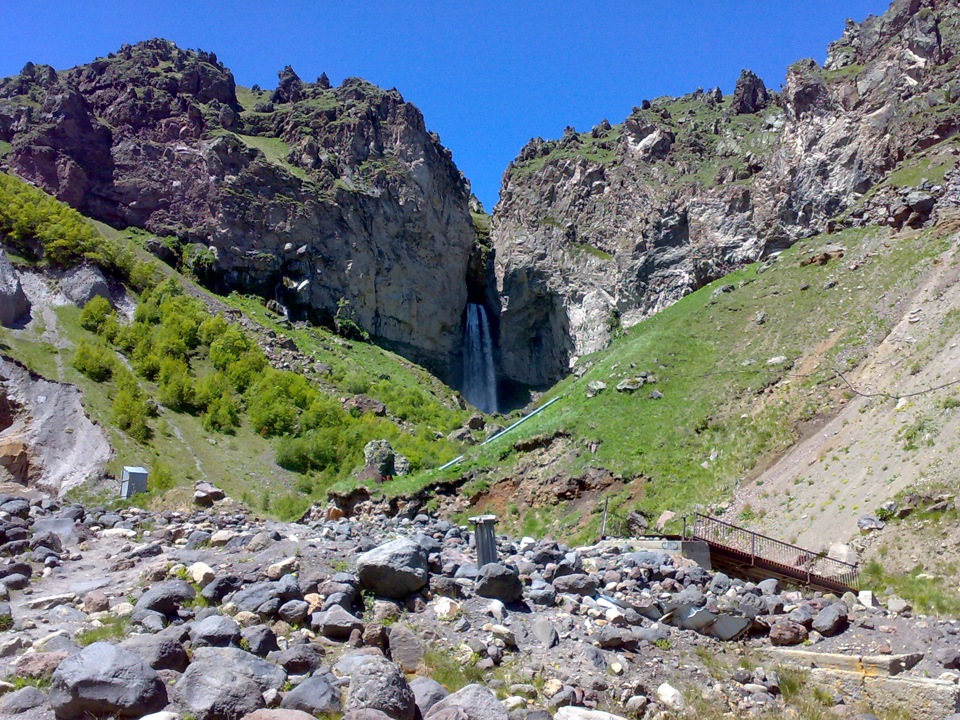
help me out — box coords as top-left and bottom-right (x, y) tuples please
(470, 514), (499, 568)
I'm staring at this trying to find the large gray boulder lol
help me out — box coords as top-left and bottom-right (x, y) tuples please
(60, 264), (110, 307)
(812, 601), (848, 637)
(121, 633), (189, 671)
(0, 251), (29, 327)
(135, 579), (196, 615)
(410, 677), (448, 716)
(175, 647), (287, 720)
(424, 684), (508, 720)
(190, 614), (242, 647)
(48, 641), (167, 719)
(312, 604), (364, 640)
(280, 674), (341, 715)
(356, 539), (428, 599)
(475, 563), (523, 602)
(345, 657), (416, 720)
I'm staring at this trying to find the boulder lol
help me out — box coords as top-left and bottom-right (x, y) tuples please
(135, 580), (196, 615)
(387, 624), (425, 673)
(769, 620), (808, 646)
(122, 634), (189, 672)
(474, 563), (523, 602)
(61, 264), (110, 307)
(555, 709), (628, 720)
(531, 618), (559, 648)
(0, 251), (29, 327)
(729, 69), (769, 115)
(275, 644), (325, 675)
(425, 684), (508, 720)
(357, 539), (429, 599)
(279, 674), (341, 716)
(812, 602), (848, 637)
(175, 647), (287, 720)
(1, 685), (48, 714)
(552, 573), (597, 597)
(312, 605), (364, 640)
(190, 614), (242, 647)
(410, 677), (449, 716)
(49, 642), (167, 719)
(243, 711), (317, 720)
(345, 657), (416, 720)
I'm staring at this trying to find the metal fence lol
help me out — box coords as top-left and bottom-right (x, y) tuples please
(690, 513), (859, 589)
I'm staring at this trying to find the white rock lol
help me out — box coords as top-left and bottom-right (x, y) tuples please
(24, 593), (77, 611)
(503, 697), (526, 710)
(542, 679), (563, 698)
(555, 707), (629, 720)
(518, 537), (537, 552)
(266, 557), (299, 580)
(434, 597), (461, 621)
(656, 683), (686, 712)
(113, 602), (134, 617)
(139, 713), (181, 720)
(102, 528), (137, 539)
(486, 599), (506, 620)
(490, 624), (516, 646)
(208, 529), (236, 546)
(188, 562), (216, 587)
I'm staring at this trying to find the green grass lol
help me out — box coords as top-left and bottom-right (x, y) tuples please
(363, 224), (951, 537)
(861, 560), (960, 615)
(886, 154), (956, 188)
(421, 647), (489, 691)
(0, 140), (11, 157)
(75, 615), (131, 645)
(224, 132), (311, 182)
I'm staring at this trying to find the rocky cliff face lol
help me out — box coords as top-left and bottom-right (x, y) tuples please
(0, 40), (477, 380)
(493, 0), (960, 387)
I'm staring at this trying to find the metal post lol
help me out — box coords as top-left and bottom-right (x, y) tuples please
(599, 498), (609, 541)
(469, 515), (499, 568)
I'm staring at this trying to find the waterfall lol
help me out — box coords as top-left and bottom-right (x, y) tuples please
(462, 303), (498, 414)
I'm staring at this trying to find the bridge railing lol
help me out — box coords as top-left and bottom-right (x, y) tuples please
(690, 513), (859, 589)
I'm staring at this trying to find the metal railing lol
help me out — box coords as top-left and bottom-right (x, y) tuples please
(690, 513), (859, 590)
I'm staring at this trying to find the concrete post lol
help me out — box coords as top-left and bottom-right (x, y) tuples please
(469, 514), (499, 568)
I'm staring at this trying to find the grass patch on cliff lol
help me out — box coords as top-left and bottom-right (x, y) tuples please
(226, 132), (311, 182)
(886, 153), (956, 188)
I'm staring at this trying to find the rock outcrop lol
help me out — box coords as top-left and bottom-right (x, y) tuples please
(492, 0), (960, 386)
(0, 40), (476, 381)
(0, 250), (29, 327)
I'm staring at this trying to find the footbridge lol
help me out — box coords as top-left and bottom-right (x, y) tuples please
(688, 513), (859, 594)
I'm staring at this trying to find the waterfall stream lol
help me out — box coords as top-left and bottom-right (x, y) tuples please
(462, 303), (498, 413)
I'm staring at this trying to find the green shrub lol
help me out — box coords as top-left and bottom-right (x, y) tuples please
(156, 357), (196, 411)
(203, 394), (240, 434)
(0, 172), (103, 267)
(342, 371), (371, 394)
(71, 341), (115, 382)
(112, 373), (152, 442)
(79, 296), (114, 333)
(150, 462), (177, 491)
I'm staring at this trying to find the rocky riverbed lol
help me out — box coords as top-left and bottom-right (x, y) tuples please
(0, 488), (959, 719)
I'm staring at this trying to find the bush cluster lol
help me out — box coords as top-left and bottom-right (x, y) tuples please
(78, 279), (455, 486)
(0, 172), (161, 290)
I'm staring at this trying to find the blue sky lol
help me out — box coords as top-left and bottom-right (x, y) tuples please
(2, 1), (888, 211)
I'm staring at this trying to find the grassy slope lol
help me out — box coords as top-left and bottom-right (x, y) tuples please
(1, 214), (471, 515)
(375, 223), (953, 542)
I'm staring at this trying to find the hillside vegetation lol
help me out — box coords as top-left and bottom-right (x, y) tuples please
(365, 220), (959, 546)
(0, 173), (472, 518)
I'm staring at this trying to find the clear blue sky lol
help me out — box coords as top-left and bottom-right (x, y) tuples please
(2, 1), (889, 211)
